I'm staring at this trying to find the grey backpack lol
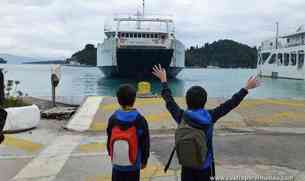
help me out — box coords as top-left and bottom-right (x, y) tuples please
(164, 116), (208, 172)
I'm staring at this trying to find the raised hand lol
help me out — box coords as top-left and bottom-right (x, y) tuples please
(152, 64), (167, 83)
(245, 76), (261, 90)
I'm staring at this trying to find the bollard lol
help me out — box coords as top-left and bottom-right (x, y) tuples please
(137, 81), (152, 97)
(51, 65), (61, 107)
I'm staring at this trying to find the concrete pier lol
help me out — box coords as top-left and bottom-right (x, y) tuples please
(1, 97), (305, 180)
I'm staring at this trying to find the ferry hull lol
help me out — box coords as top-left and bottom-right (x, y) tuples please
(100, 48), (183, 78)
(100, 66), (182, 78)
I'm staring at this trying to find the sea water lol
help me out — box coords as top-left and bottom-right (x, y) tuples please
(1, 64), (305, 100)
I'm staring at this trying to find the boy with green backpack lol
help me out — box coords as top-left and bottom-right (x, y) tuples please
(152, 65), (260, 181)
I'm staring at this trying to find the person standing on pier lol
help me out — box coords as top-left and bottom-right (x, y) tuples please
(153, 64), (260, 181)
(0, 108), (7, 144)
(106, 84), (150, 181)
(0, 68), (5, 105)
(0, 69), (6, 144)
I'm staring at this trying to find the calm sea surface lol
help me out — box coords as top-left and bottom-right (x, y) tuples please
(1, 64), (305, 100)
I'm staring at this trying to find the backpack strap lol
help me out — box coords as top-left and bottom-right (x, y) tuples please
(164, 146), (176, 173)
(183, 113), (209, 130)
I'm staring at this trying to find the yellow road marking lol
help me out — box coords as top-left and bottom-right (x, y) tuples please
(145, 112), (172, 122)
(240, 99), (305, 109)
(255, 112), (305, 123)
(100, 97), (185, 112)
(89, 112), (173, 131)
(86, 176), (111, 181)
(86, 164), (176, 181)
(90, 122), (107, 132)
(264, 99), (305, 107)
(2, 136), (43, 153)
(79, 143), (106, 153)
(141, 164), (175, 178)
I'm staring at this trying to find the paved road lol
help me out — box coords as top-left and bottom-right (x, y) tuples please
(2, 96), (305, 180)
(1, 119), (304, 181)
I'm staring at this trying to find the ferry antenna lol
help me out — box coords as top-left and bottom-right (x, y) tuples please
(142, 0), (145, 16)
(276, 22), (279, 49)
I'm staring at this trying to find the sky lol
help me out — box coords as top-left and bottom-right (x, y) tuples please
(0, 0), (304, 59)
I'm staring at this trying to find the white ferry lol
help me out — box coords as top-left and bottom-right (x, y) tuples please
(97, 1), (185, 78)
(257, 24), (305, 80)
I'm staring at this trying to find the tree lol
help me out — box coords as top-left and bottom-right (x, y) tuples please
(185, 39), (258, 68)
(68, 44), (97, 66)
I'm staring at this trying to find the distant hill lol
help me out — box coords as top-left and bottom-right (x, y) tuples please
(66, 44), (97, 66)
(0, 57), (7, 64)
(0, 53), (64, 64)
(68, 40), (257, 68)
(23, 60), (65, 64)
(186, 40), (257, 68)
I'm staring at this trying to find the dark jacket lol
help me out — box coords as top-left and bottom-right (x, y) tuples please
(161, 82), (248, 170)
(0, 108), (6, 131)
(107, 109), (150, 171)
(0, 108), (7, 144)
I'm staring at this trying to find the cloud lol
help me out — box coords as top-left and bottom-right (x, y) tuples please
(0, 0), (304, 58)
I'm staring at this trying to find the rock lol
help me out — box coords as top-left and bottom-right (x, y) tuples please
(41, 107), (77, 120)
(296, 172), (305, 181)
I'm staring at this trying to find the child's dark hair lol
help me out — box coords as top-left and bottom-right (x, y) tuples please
(186, 86), (207, 110)
(116, 84), (136, 107)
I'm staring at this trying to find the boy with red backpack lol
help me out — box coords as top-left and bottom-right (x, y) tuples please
(107, 84), (150, 181)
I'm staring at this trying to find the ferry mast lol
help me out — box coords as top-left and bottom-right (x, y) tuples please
(142, 0), (145, 16)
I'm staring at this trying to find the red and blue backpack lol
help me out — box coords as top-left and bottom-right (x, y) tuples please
(109, 110), (140, 166)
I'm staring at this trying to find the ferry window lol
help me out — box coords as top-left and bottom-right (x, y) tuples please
(130, 33), (133, 38)
(287, 38), (290, 43)
(154, 34), (158, 38)
(284, 53), (289, 66)
(298, 53), (304, 69)
(121, 33), (125, 37)
(143, 34), (146, 38)
(138, 33), (141, 38)
(268, 54), (276, 64)
(291, 53), (297, 66)
(277, 54), (283, 65)
(262, 53), (270, 64)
